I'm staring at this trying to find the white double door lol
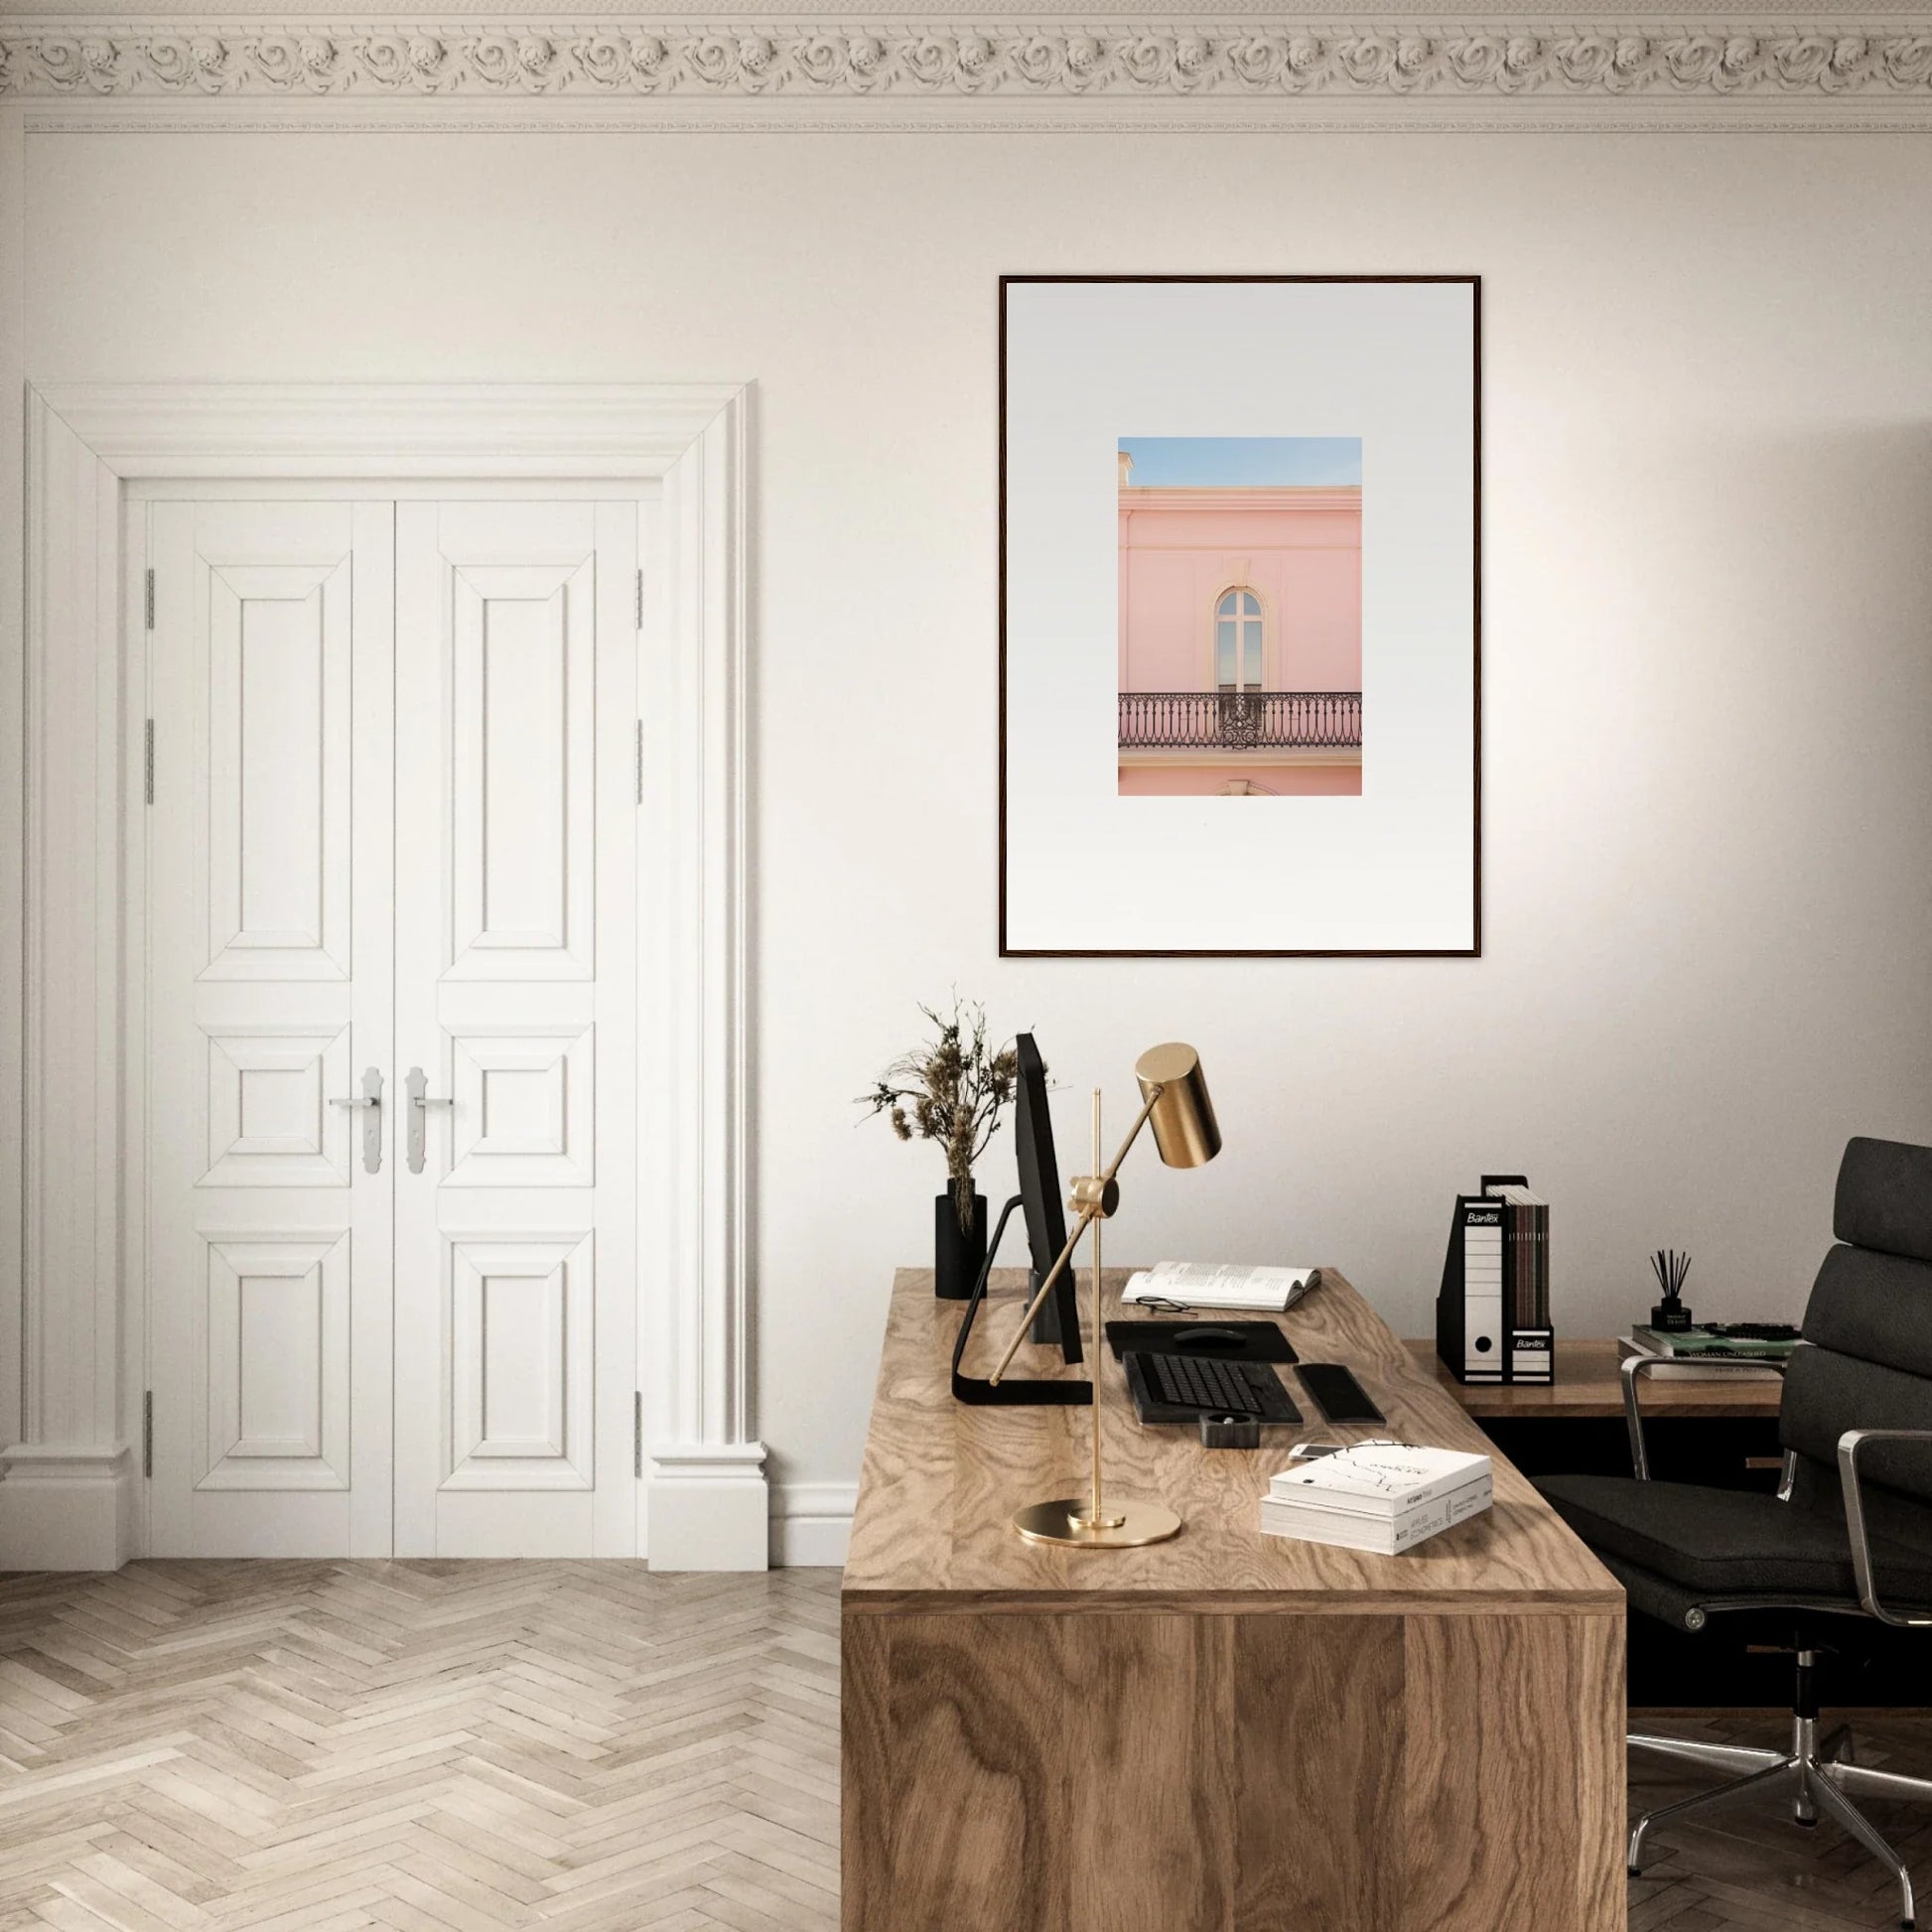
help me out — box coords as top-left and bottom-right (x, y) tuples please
(146, 495), (639, 1558)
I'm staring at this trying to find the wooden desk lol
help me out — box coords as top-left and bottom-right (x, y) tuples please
(1407, 1336), (1784, 1420)
(843, 1269), (1626, 1932)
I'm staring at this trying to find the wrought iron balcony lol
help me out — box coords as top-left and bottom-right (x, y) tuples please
(1118, 690), (1363, 752)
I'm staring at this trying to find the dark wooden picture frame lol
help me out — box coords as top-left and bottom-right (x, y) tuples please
(998, 273), (1482, 958)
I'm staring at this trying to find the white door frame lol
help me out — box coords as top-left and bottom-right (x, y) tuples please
(3, 382), (763, 1572)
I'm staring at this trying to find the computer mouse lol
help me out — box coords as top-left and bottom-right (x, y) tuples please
(1173, 1325), (1246, 1350)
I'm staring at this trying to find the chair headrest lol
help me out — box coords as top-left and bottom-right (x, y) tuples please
(1835, 1136), (1932, 1263)
(1803, 1245), (1932, 1382)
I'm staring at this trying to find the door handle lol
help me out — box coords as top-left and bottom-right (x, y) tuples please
(405, 1066), (454, 1175)
(330, 1066), (384, 1174)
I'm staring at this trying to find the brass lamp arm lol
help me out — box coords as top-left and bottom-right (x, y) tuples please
(986, 1085), (1164, 1387)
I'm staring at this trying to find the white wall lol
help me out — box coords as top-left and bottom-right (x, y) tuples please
(18, 127), (1932, 1527)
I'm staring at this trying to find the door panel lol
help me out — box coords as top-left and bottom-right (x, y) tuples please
(204, 563), (351, 979)
(445, 1026), (595, 1188)
(201, 1025), (353, 1187)
(446, 1231), (594, 1488)
(394, 500), (637, 1558)
(200, 1231), (349, 1490)
(147, 501), (395, 1557)
(449, 562), (596, 978)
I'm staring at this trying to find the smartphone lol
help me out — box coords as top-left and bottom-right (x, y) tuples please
(1297, 1363), (1386, 1426)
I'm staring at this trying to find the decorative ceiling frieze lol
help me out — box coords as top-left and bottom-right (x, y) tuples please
(4, 16), (1931, 120)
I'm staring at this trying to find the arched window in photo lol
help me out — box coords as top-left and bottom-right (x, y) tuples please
(1215, 589), (1264, 692)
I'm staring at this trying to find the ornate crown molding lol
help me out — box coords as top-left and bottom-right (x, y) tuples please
(5, 17), (1932, 116)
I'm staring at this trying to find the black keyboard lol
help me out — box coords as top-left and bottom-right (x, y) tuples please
(1125, 1351), (1302, 1425)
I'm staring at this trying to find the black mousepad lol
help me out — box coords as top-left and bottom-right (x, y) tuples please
(1104, 1319), (1298, 1364)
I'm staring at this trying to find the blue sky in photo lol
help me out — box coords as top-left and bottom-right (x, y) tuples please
(1118, 436), (1362, 487)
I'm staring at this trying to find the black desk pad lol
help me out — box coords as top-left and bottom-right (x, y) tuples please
(1104, 1319), (1298, 1365)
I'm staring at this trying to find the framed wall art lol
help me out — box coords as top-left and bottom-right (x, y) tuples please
(999, 274), (1480, 957)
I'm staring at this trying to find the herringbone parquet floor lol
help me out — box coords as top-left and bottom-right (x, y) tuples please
(0, 1563), (839, 1932)
(1, 1562), (1929, 1930)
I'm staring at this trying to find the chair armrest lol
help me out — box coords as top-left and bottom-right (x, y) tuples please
(1837, 1429), (1932, 1627)
(1620, 1351), (1788, 1481)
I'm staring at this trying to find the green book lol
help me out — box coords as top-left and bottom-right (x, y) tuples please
(1631, 1325), (1797, 1360)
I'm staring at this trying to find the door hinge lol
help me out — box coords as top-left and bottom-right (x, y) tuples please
(144, 568), (155, 631)
(635, 568), (644, 630)
(142, 1391), (153, 1478)
(634, 721), (644, 805)
(633, 1392), (643, 1479)
(144, 720), (155, 805)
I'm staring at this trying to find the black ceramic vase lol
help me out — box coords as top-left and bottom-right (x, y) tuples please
(934, 1186), (989, 1301)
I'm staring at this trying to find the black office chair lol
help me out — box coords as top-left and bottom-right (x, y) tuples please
(1538, 1136), (1932, 1931)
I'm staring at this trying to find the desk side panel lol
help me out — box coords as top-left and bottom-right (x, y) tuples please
(841, 1605), (1621, 1932)
(846, 1609), (1359, 1932)
(841, 1610), (891, 1925)
(1403, 1611), (1626, 1931)
(1067, 1614), (1236, 1932)
(1232, 1613), (1406, 1930)
(865, 1611), (1071, 1932)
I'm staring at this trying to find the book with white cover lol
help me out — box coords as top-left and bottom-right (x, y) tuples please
(1121, 1261), (1316, 1313)
(1268, 1443), (1491, 1517)
(1260, 1474), (1492, 1556)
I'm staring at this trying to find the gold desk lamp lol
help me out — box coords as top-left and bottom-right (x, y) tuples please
(987, 1042), (1221, 1549)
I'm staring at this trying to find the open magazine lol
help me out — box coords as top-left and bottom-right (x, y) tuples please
(1121, 1261), (1319, 1313)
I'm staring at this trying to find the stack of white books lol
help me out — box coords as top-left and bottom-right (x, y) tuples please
(1121, 1260), (1317, 1312)
(1260, 1444), (1494, 1555)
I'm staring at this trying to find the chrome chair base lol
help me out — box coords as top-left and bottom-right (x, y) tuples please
(1630, 1712), (1932, 1929)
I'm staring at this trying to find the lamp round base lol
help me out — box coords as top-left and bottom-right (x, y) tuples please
(1012, 1497), (1182, 1549)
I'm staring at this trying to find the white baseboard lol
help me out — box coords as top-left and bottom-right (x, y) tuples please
(770, 1480), (855, 1568)
(0, 1445), (136, 1571)
(645, 1441), (769, 1571)
(0, 1443), (850, 1573)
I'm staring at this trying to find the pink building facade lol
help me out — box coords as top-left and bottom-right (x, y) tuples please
(1118, 459), (1362, 796)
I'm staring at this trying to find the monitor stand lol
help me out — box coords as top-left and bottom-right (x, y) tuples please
(951, 1196), (1092, 1407)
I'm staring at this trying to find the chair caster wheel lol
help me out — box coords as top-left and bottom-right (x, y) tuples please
(1795, 1816), (1818, 1829)
(1627, 1868), (1640, 1878)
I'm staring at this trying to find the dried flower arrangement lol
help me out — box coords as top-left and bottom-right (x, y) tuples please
(860, 998), (1022, 1235)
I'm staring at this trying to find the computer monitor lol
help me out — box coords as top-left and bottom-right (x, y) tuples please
(948, 1032), (1090, 1406)
(1013, 1033), (1083, 1364)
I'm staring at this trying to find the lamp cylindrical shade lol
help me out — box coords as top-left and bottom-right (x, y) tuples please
(1134, 1042), (1221, 1169)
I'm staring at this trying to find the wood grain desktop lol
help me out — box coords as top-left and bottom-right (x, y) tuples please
(842, 1268), (1627, 1932)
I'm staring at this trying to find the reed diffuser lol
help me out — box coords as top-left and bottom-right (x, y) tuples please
(1649, 1248), (1694, 1332)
